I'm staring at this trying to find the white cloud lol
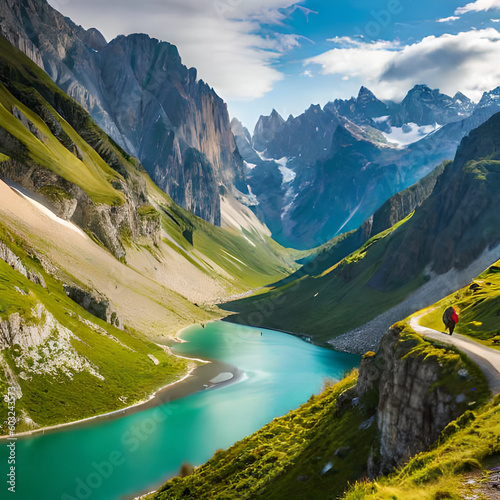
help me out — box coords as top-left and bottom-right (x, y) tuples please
(437, 16), (460, 22)
(47, 0), (311, 100)
(301, 70), (313, 78)
(455, 0), (500, 15)
(305, 28), (500, 101)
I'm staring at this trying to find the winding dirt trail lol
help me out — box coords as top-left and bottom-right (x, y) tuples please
(410, 314), (500, 395)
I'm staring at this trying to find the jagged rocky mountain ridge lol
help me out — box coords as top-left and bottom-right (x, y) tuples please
(5, 0), (500, 252)
(226, 109), (500, 344)
(238, 83), (500, 248)
(0, 0), (248, 226)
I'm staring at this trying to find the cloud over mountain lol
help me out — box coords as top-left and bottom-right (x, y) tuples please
(306, 28), (500, 101)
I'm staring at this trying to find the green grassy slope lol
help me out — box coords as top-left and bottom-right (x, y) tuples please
(0, 228), (186, 433)
(146, 318), (493, 500)
(343, 396), (500, 500)
(0, 33), (299, 304)
(0, 83), (125, 205)
(413, 258), (500, 350)
(223, 212), (424, 343)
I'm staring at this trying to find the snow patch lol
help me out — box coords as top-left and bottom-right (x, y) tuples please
(382, 122), (442, 147)
(274, 157), (288, 167)
(279, 165), (296, 184)
(244, 161), (257, 170)
(373, 115), (389, 123)
(246, 184), (259, 205)
(256, 150), (268, 161)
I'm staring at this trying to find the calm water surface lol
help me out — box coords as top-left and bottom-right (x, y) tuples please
(3, 321), (360, 500)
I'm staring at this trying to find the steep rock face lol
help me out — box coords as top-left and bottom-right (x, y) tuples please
(0, 240), (46, 287)
(0, 0), (245, 226)
(391, 85), (473, 127)
(356, 326), (479, 475)
(0, 156), (142, 260)
(63, 285), (122, 329)
(93, 34), (245, 225)
(252, 109), (285, 152)
(362, 161), (446, 238)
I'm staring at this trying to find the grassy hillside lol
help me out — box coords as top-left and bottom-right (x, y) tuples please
(413, 258), (500, 350)
(223, 211), (425, 343)
(0, 83), (125, 205)
(146, 371), (378, 500)
(0, 226), (187, 433)
(344, 395), (500, 500)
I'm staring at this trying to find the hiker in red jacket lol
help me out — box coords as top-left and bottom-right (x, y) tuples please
(443, 306), (459, 335)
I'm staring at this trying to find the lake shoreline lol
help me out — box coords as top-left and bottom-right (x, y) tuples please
(0, 323), (242, 441)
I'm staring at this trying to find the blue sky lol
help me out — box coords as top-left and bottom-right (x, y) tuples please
(49, 0), (500, 130)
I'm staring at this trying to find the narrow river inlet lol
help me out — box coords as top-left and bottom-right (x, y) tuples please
(5, 321), (360, 500)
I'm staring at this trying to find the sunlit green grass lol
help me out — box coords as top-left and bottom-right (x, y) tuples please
(0, 83), (125, 205)
(0, 232), (187, 432)
(414, 259), (500, 350)
(343, 395), (500, 500)
(147, 371), (379, 500)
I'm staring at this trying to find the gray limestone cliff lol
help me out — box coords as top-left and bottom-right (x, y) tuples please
(0, 0), (246, 226)
(352, 325), (485, 476)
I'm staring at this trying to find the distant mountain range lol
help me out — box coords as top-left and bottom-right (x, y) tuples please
(225, 109), (500, 346)
(5, 0), (500, 252)
(235, 84), (500, 249)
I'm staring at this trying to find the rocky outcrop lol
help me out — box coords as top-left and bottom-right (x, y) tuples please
(63, 284), (122, 329)
(355, 326), (480, 476)
(0, 157), (142, 260)
(0, 240), (46, 287)
(0, 20), (44, 68)
(0, 303), (104, 380)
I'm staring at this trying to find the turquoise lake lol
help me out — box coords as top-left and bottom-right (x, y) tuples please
(2, 321), (360, 500)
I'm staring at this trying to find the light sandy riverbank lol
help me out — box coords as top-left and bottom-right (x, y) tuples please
(0, 324), (243, 440)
